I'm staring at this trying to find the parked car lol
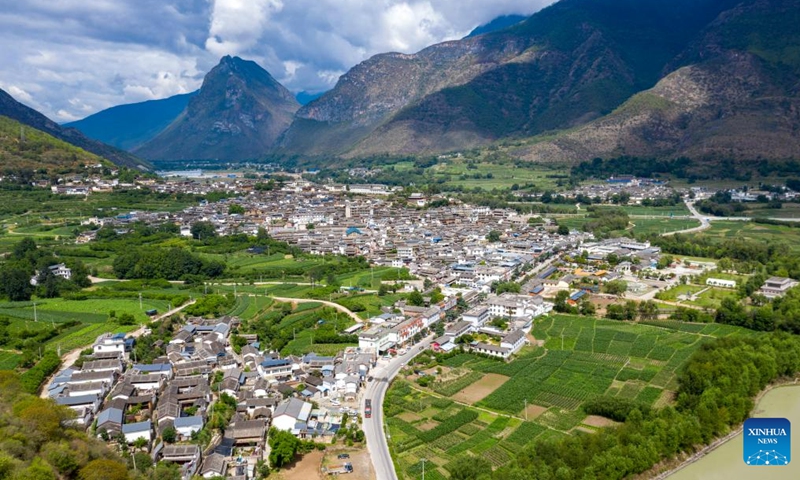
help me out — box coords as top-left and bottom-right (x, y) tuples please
(338, 453), (350, 460)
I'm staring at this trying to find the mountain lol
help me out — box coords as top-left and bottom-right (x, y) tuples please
(512, 0), (800, 163)
(134, 56), (300, 161)
(66, 91), (197, 151)
(0, 88), (151, 170)
(464, 14), (527, 38)
(0, 115), (109, 173)
(280, 0), (745, 158)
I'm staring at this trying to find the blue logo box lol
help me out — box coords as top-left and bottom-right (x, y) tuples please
(743, 417), (791, 466)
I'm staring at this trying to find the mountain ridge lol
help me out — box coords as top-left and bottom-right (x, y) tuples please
(280, 0), (749, 159)
(134, 55), (300, 161)
(0, 88), (151, 170)
(66, 91), (197, 151)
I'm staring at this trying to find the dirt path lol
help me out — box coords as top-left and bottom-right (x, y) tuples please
(270, 296), (364, 323)
(39, 300), (196, 398)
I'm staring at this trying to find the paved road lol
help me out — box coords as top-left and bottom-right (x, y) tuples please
(269, 296), (364, 323)
(363, 336), (434, 480)
(661, 201), (712, 236)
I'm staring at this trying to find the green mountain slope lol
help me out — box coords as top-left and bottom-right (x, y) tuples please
(349, 0), (744, 157)
(0, 88), (151, 171)
(0, 115), (110, 174)
(65, 91), (197, 150)
(511, 0), (800, 163)
(134, 56), (300, 161)
(280, 0), (742, 157)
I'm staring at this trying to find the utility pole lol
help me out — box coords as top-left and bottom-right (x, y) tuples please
(139, 292), (142, 310)
(524, 398), (528, 421)
(421, 458), (427, 480)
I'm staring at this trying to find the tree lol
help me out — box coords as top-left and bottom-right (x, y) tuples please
(494, 282), (521, 295)
(557, 224), (570, 236)
(151, 462), (180, 480)
(228, 204), (245, 215)
(579, 300), (596, 316)
(190, 221), (217, 240)
(161, 426), (176, 444)
(554, 290), (572, 313)
(79, 459), (129, 480)
(624, 300), (638, 321)
(638, 300), (658, 320)
(606, 304), (626, 320)
(0, 266), (33, 301)
(657, 254), (674, 270)
(407, 289), (425, 307)
(12, 237), (38, 260)
(486, 230), (501, 242)
(268, 428), (300, 468)
(19, 458), (56, 480)
(604, 280), (628, 297)
(117, 313), (136, 326)
(448, 455), (492, 480)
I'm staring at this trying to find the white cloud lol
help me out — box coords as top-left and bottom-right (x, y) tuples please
(0, 0), (553, 121)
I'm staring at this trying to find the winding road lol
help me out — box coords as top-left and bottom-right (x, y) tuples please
(269, 296), (364, 323)
(363, 336), (434, 480)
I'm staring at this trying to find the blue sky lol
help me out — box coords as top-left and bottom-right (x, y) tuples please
(0, 0), (551, 122)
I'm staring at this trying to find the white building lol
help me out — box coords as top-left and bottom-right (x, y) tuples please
(272, 398), (313, 434)
(92, 334), (127, 356)
(174, 416), (204, 440)
(706, 278), (736, 289)
(462, 306), (489, 326)
(759, 277), (799, 299)
(358, 326), (395, 353)
(487, 294), (550, 318)
(121, 420), (152, 444)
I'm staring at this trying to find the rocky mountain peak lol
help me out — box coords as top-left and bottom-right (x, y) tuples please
(134, 56), (299, 161)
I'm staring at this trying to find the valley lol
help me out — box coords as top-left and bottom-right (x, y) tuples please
(0, 0), (800, 479)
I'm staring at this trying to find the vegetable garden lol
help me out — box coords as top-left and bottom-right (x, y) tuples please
(387, 314), (754, 478)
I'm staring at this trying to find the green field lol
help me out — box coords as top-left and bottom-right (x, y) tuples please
(699, 221), (800, 252)
(391, 159), (568, 192)
(741, 203), (800, 219)
(608, 205), (691, 216)
(629, 218), (700, 235)
(555, 215), (699, 235)
(387, 314), (754, 478)
(0, 190), (199, 254)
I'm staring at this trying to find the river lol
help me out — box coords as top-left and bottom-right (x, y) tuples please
(668, 385), (800, 479)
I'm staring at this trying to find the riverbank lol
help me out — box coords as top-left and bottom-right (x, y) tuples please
(648, 379), (800, 479)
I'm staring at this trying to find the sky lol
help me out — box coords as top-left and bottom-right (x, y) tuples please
(0, 0), (552, 123)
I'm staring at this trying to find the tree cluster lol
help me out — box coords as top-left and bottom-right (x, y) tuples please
(0, 372), (137, 480)
(0, 238), (90, 301)
(112, 248), (225, 281)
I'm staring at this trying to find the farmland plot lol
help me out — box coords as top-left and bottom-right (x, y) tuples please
(388, 314), (751, 477)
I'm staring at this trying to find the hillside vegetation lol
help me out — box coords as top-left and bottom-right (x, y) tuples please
(0, 371), (138, 480)
(0, 116), (108, 175)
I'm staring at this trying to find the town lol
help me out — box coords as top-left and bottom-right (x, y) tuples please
(25, 169), (800, 480)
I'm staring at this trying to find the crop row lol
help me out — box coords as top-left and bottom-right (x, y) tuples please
(431, 371), (483, 397)
(504, 422), (546, 446)
(417, 409), (478, 442)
